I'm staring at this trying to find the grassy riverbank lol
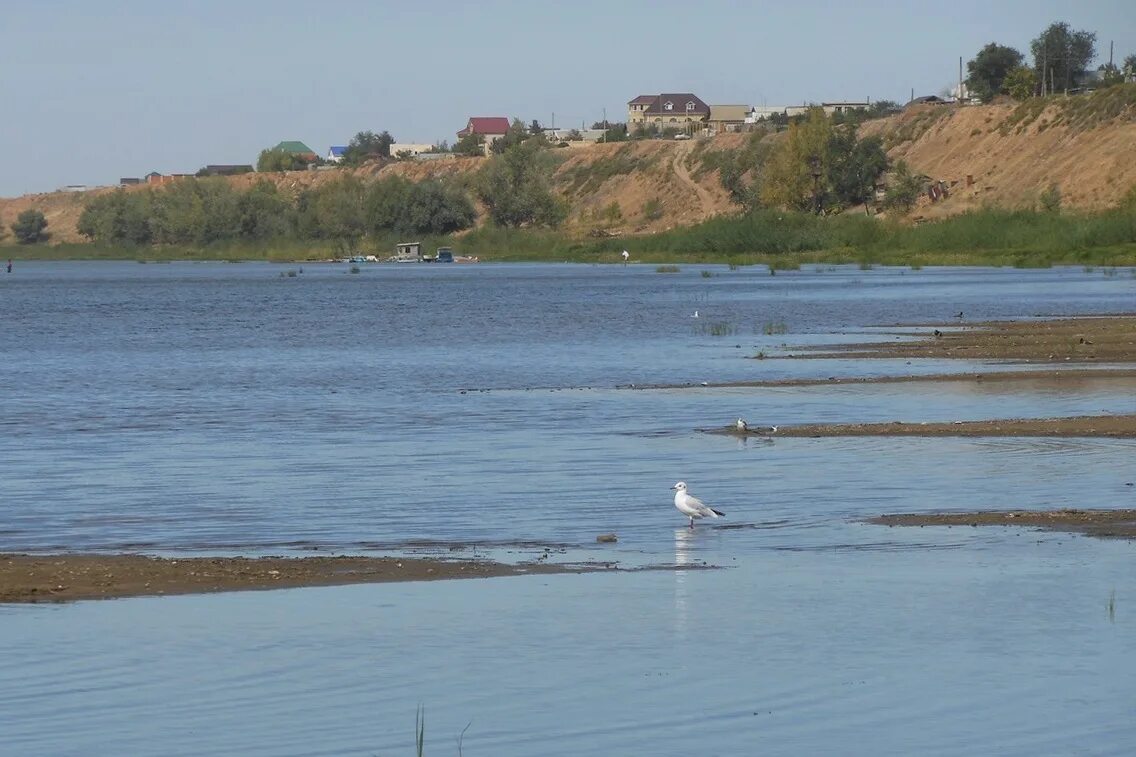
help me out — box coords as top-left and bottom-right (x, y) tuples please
(5, 207), (1136, 266)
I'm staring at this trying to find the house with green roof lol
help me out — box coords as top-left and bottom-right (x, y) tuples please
(272, 141), (317, 162)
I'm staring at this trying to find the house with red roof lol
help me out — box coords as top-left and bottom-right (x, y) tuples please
(627, 94), (710, 134)
(457, 116), (511, 155)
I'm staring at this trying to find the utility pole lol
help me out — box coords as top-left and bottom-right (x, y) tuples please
(958, 56), (963, 103)
(1042, 47), (1047, 96)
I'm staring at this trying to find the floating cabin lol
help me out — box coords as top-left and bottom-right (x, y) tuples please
(392, 242), (422, 263)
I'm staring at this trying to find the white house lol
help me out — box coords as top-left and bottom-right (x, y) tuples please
(389, 143), (437, 157)
(327, 146), (347, 163)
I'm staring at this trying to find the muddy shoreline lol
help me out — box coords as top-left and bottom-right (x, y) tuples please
(0, 553), (620, 604)
(711, 414), (1136, 438)
(869, 509), (1136, 540)
(795, 315), (1136, 364)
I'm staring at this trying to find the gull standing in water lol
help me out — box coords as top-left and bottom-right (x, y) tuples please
(735, 418), (748, 432)
(672, 482), (725, 529)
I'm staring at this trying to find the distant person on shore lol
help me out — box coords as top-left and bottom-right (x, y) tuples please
(6, 259), (11, 273)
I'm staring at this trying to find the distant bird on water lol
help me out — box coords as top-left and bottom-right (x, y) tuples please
(736, 417), (748, 432)
(954, 311), (964, 319)
(672, 482), (725, 529)
(692, 310), (699, 318)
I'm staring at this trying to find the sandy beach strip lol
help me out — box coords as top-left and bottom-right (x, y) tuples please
(0, 553), (616, 604)
(868, 509), (1136, 540)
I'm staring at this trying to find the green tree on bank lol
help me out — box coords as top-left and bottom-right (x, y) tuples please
(1031, 22), (1097, 93)
(759, 108), (888, 212)
(76, 172), (475, 248)
(11, 209), (49, 244)
(343, 130), (394, 166)
(966, 43), (1025, 101)
(257, 149), (309, 172)
(477, 139), (565, 228)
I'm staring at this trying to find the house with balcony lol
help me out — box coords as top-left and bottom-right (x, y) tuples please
(627, 93), (710, 132)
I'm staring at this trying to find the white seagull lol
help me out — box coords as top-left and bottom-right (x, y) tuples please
(735, 417), (748, 432)
(672, 481), (725, 529)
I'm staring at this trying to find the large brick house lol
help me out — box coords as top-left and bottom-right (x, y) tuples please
(457, 117), (511, 155)
(627, 93), (710, 132)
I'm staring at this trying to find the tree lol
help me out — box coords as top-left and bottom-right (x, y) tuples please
(529, 119), (543, 136)
(883, 161), (926, 213)
(866, 101), (900, 118)
(1098, 63), (1125, 88)
(827, 127), (888, 208)
(236, 180), (293, 240)
(257, 148), (307, 172)
(1031, 22), (1096, 94)
(1125, 54), (1136, 80)
(342, 130), (394, 165)
(490, 118), (534, 154)
(759, 107), (832, 211)
(1004, 66), (1038, 99)
(403, 180), (476, 234)
(453, 132), (486, 157)
(11, 209), (48, 244)
(77, 190), (152, 244)
(966, 43), (1025, 101)
(477, 139), (565, 228)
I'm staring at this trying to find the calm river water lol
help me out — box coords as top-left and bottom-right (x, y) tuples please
(1, 261), (1134, 755)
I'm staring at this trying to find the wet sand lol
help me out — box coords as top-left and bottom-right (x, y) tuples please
(869, 509), (1136, 540)
(674, 316), (1136, 438)
(0, 553), (617, 604)
(796, 315), (1136, 364)
(712, 414), (1136, 438)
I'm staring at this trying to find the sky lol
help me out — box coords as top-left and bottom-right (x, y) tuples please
(2, 0), (1133, 197)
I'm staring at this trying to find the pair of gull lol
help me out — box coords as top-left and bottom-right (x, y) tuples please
(672, 418), (779, 528)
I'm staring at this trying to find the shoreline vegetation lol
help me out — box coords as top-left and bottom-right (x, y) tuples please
(6, 206), (1136, 266)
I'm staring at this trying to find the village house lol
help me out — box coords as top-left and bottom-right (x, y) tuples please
(820, 101), (870, 115)
(272, 141), (318, 162)
(456, 117), (511, 155)
(707, 105), (750, 134)
(627, 93), (710, 131)
(326, 146), (347, 163)
(390, 143), (437, 158)
(542, 128), (606, 143)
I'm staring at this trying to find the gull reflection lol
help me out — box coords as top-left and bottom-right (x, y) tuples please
(673, 527), (696, 640)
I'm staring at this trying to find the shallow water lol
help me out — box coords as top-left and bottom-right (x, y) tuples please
(1, 262), (1134, 754)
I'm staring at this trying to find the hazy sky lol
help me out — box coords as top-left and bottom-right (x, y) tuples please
(2, 0), (1133, 196)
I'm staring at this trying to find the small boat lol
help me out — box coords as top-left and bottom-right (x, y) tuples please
(435, 247), (454, 263)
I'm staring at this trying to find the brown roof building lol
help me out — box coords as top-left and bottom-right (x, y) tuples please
(627, 93), (710, 131)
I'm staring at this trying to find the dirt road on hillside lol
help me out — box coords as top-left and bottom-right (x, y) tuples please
(672, 140), (717, 217)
